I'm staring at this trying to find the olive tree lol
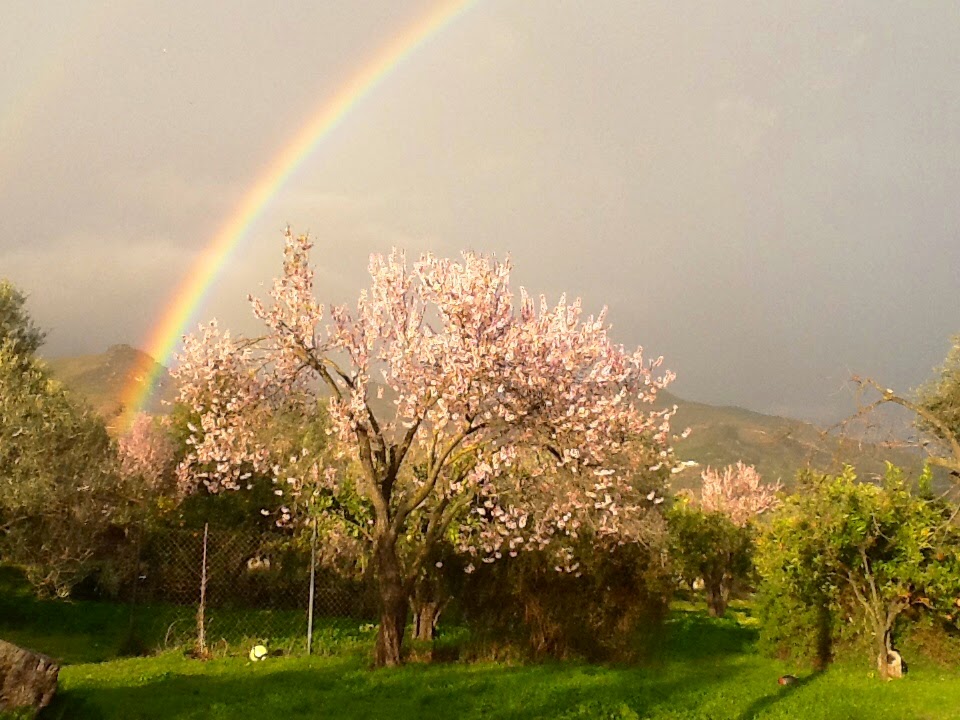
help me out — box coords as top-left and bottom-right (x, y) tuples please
(0, 282), (127, 595)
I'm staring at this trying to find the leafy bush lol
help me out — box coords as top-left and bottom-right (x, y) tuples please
(455, 539), (672, 662)
(899, 610), (960, 666)
(754, 570), (835, 665)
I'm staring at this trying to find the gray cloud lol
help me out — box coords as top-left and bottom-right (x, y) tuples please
(2, 0), (958, 424)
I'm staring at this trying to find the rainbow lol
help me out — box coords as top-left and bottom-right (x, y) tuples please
(118, 0), (476, 426)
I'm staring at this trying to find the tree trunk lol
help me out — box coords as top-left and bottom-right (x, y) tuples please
(875, 626), (892, 680)
(874, 621), (905, 680)
(373, 536), (407, 667)
(0, 639), (60, 713)
(705, 574), (730, 617)
(411, 567), (446, 643)
(412, 599), (441, 642)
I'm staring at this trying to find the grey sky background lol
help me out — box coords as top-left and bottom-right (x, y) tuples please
(1, 1), (958, 424)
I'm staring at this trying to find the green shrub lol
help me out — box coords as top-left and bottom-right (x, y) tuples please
(754, 572), (834, 665)
(455, 540), (672, 662)
(899, 610), (960, 666)
(755, 465), (960, 677)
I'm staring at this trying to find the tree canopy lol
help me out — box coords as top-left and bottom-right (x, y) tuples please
(0, 282), (127, 595)
(757, 465), (960, 678)
(0, 280), (45, 359)
(174, 231), (679, 665)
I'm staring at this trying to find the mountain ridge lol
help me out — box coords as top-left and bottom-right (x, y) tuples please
(44, 344), (176, 426)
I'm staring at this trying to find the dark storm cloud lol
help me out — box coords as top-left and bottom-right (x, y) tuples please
(2, 0), (958, 423)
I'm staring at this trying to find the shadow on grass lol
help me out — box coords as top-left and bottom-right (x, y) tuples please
(28, 599), (780, 719)
(0, 567), (367, 664)
(662, 607), (759, 661)
(737, 669), (825, 720)
(42, 650), (758, 720)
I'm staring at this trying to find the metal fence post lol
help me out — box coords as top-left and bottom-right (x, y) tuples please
(307, 517), (317, 655)
(196, 522), (209, 657)
(124, 523), (144, 650)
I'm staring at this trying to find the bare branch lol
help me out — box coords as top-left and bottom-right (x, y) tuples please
(854, 376), (960, 475)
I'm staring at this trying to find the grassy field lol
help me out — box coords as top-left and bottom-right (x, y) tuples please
(0, 567), (372, 665)
(43, 650), (960, 720)
(5, 576), (960, 719)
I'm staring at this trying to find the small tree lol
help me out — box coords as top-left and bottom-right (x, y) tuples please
(669, 505), (753, 617)
(758, 465), (960, 679)
(118, 413), (179, 506)
(670, 462), (779, 616)
(700, 462), (781, 526)
(173, 231), (678, 666)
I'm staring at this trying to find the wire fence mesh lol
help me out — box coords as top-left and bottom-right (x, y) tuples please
(122, 523), (376, 658)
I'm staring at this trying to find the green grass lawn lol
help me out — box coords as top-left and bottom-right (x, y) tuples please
(5, 573), (960, 719)
(0, 566), (368, 664)
(43, 634), (960, 720)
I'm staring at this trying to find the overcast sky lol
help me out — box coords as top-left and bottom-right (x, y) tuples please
(2, 1), (958, 424)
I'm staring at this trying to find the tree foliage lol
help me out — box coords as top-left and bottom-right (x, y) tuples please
(757, 465), (960, 678)
(0, 286), (129, 596)
(173, 231), (678, 665)
(669, 505), (754, 617)
(0, 280), (45, 359)
(699, 462), (781, 527)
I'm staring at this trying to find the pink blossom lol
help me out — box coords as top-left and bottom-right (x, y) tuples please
(172, 230), (679, 569)
(699, 461), (781, 526)
(117, 412), (177, 495)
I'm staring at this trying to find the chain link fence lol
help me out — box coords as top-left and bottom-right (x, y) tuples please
(122, 524), (376, 658)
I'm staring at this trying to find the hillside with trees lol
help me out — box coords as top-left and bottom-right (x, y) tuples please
(661, 391), (929, 490)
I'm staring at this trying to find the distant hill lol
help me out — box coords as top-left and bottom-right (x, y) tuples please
(658, 390), (930, 490)
(44, 346), (930, 486)
(45, 344), (176, 427)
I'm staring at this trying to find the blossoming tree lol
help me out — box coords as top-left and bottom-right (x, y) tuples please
(173, 231), (678, 666)
(700, 461), (781, 527)
(671, 462), (781, 616)
(118, 413), (178, 502)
